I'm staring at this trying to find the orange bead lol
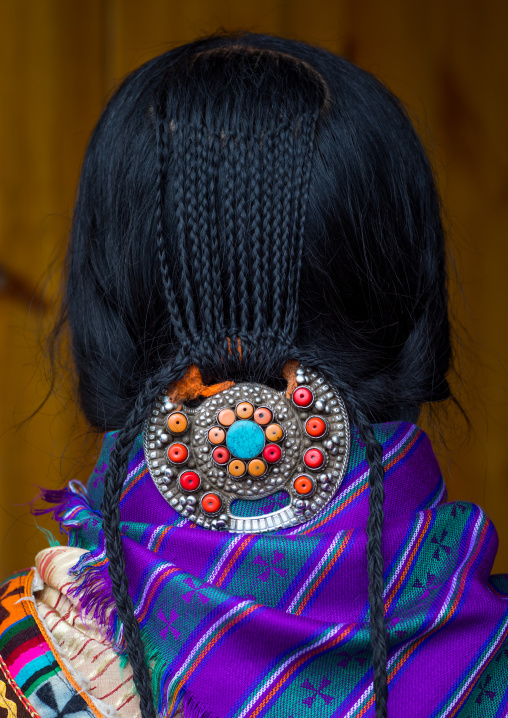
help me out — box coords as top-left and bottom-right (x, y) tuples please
(305, 416), (327, 438)
(167, 412), (188, 434)
(218, 408), (236, 426)
(208, 426), (226, 445)
(236, 401), (254, 419)
(228, 460), (246, 477)
(294, 475), (314, 495)
(253, 407), (272, 425)
(248, 459), (266, 477)
(201, 493), (222, 514)
(265, 423), (284, 442)
(167, 443), (188, 464)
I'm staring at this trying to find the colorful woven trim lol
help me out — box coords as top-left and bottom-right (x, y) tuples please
(0, 570), (105, 718)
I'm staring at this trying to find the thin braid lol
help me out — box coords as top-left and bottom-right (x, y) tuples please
(250, 131), (264, 342)
(207, 129), (225, 341)
(289, 349), (388, 718)
(185, 127), (202, 321)
(194, 125), (215, 339)
(173, 122), (198, 339)
(278, 121), (295, 329)
(270, 120), (291, 333)
(235, 131), (249, 337)
(288, 111), (319, 337)
(260, 127), (275, 334)
(358, 418), (388, 718)
(283, 113), (317, 338)
(154, 112), (188, 346)
(101, 359), (190, 718)
(223, 133), (238, 334)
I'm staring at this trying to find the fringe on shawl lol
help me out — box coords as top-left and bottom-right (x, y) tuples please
(31, 483), (124, 649)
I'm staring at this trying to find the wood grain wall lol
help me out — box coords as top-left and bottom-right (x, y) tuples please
(1, 0), (507, 577)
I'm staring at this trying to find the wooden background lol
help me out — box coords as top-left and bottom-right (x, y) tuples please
(1, 0), (508, 578)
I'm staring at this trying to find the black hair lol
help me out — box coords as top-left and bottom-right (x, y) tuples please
(64, 31), (451, 718)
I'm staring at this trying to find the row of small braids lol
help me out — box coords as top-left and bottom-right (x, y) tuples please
(99, 43), (389, 718)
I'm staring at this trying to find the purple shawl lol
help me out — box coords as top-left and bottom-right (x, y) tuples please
(39, 421), (508, 717)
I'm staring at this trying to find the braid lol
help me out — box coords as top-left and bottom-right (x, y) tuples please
(356, 415), (388, 718)
(270, 119), (292, 333)
(278, 121), (295, 334)
(290, 349), (389, 718)
(173, 122), (198, 340)
(249, 131), (264, 343)
(283, 112), (317, 338)
(290, 111), (319, 337)
(195, 125), (215, 340)
(207, 129), (225, 342)
(235, 131), (249, 338)
(260, 128), (274, 330)
(154, 111), (188, 346)
(101, 359), (190, 718)
(223, 133), (240, 359)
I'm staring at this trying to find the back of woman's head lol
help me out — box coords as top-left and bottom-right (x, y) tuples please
(67, 31), (450, 433)
(64, 32), (451, 718)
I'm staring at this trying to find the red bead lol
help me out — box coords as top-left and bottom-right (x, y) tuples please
(292, 386), (314, 408)
(201, 493), (222, 514)
(263, 444), (282, 464)
(212, 446), (230, 465)
(306, 416), (327, 438)
(304, 448), (325, 470)
(179, 471), (201, 492)
(294, 475), (314, 495)
(167, 443), (188, 464)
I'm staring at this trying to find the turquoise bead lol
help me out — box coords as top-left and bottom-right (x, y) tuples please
(226, 420), (265, 460)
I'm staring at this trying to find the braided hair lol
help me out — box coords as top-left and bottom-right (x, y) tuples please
(65, 32), (451, 718)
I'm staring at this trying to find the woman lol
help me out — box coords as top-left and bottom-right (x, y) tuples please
(0, 31), (506, 718)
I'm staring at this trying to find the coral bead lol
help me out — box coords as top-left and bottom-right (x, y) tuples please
(292, 387), (314, 408)
(212, 446), (230, 465)
(217, 408), (236, 426)
(167, 443), (188, 464)
(306, 416), (327, 438)
(167, 412), (188, 434)
(208, 426), (226, 445)
(294, 475), (314, 495)
(304, 448), (325, 470)
(248, 459), (266, 477)
(228, 460), (246, 477)
(253, 407), (272, 425)
(265, 423), (284, 442)
(236, 401), (254, 419)
(201, 493), (222, 514)
(263, 444), (282, 464)
(179, 471), (201, 492)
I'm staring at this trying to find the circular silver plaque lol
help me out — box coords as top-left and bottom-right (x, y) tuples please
(143, 366), (350, 532)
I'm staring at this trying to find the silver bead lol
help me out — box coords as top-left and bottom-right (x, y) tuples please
(324, 440), (334, 450)
(315, 400), (325, 411)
